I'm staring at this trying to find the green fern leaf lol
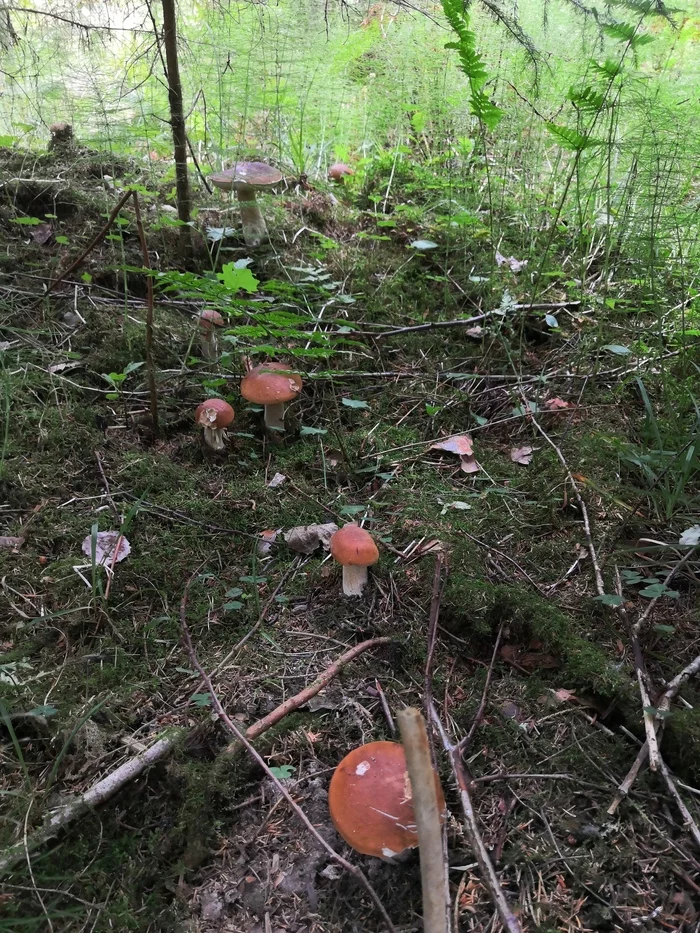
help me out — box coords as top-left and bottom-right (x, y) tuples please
(546, 123), (603, 152)
(567, 85), (607, 112)
(441, 0), (502, 130)
(590, 57), (623, 77)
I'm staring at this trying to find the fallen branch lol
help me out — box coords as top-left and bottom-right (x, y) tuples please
(179, 575), (397, 933)
(359, 301), (581, 339)
(398, 708), (448, 933)
(219, 635), (392, 757)
(609, 652), (700, 815)
(430, 705), (522, 933)
(0, 730), (183, 878)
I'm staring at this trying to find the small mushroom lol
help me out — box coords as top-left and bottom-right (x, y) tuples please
(328, 741), (445, 860)
(195, 398), (234, 451)
(210, 161), (283, 248)
(329, 523), (378, 597)
(328, 162), (354, 184)
(198, 309), (224, 361)
(240, 361), (302, 432)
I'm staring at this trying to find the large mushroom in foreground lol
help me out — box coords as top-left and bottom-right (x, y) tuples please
(330, 523), (378, 597)
(328, 741), (445, 860)
(240, 361), (302, 432)
(209, 162), (283, 247)
(195, 399), (234, 451)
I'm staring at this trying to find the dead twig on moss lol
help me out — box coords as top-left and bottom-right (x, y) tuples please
(219, 634), (392, 757)
(424, 552), (446, 727)
(609, 652), (700, 815)
(0, 731), (183, 878)
(429, 705), (523, 933)
(178, 574), (397, 933)
(130, 191), (159, 437)
(397, 708), (448, 933)
(458, 620), (504, 755)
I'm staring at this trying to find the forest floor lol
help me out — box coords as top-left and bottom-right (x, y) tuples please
(1, 142), (699, 933)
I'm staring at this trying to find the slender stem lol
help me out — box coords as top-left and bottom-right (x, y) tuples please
(131, 192), (158, 437)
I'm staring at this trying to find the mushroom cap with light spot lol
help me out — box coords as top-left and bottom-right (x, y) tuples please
(240, 361), (303, 406)
(210, 162), (283, 192)
(195, 399), (235, 429)
(328, 162), (355, 182)
(328, 741), (445, 859)
(330, 523), (379, 567)
(199, 309), (224, 331)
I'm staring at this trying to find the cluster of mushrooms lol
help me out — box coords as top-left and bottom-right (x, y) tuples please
(202, 162), (444, 870)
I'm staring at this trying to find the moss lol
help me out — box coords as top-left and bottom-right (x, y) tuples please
(663, 708), (700, 782)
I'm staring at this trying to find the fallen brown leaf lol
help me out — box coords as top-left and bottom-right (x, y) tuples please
(510, 445), (534, 465)
(431, 434), (473, 456)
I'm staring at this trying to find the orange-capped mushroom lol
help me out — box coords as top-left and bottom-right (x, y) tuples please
(329, 523), (378, 596)
(328, 162), (354, 183)
(328, 741), (445, 860)
(195, 398), (234, 450)
(240, 361), (302, 432)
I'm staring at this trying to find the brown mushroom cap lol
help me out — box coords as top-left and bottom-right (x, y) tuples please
(240, 361), (302, 406)
(330, 523), (378, 567)
(328, 162), (355, 182)
(195, 399), (235, 429)
(328, 741), (445, 859)
(199, 309), (224, 331)
(210, 162), (283, 192)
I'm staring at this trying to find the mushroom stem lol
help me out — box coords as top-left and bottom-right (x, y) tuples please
(263, 401), (286, 432)
(203, 426), (225, 451)
(342, 564), (369, 597)
(199, 331), (219, 361)
(236, 183), (267, 247)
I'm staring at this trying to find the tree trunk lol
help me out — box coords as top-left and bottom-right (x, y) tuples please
(161, 0), (191, 255)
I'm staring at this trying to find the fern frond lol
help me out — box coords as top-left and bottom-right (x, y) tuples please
(546, 123), (604, 151)
(590, 57), (624, 78)
(567, 84), (608, 112)
(602, 20), (656, 47)
(441, 0), (503, 130)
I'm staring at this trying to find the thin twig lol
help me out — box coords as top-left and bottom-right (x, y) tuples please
(458, 621), (505, 754)
(657, 754), (700, 850)
(178, 574), (397, 933)
(219, 635), (393, 756)
(130, 191), (159, 437)
(424, 553), (446, 724)
(430, 705), (522, 933)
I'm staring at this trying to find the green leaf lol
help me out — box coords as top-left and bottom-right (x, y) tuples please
(218, 261), (259, 294)
(191, 693), (211, 707)
(239, 575), (268, 584)
(653, 624), (675, 635)
(223, 600), (244, 611)
(545, 314), (559, 328)
(225, 587), (243, 598)
(342, 398), (369, 409)
(602, 343), (632, 355)
(546, 123), (602, 152)
(55, 235), (69, 245)
(639, 583), (679, 599)
(340, 505), (366, 516)
(594, 593), (625, 607)
(13, 216), (42, 226)
(300, 426), (328, 436)
(28, 704), (58, 718)
(269, 765), (294, 779)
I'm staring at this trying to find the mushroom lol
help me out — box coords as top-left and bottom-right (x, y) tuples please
(210, 162), (283, 248)
(240, 361), (302, 432)
(198, 309), (224, 361)
(329, 523), (378, 597)
(195, 398), (234, 450)
(328, 741), (445, 860)
(328, 162), (354, 183)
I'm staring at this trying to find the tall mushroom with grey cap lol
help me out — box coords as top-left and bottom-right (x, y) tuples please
(330, 523), (379, 597)
(240, 361), (302, 432)
(209, 162), (283, 248)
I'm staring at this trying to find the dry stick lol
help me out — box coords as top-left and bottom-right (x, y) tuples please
(39, 188), (134, 304)
(0, 731), (183, 877)
(609, 652), (700, 815)
(220, 635), (393, 757)
(397, 708), (448, 933)
(430, 706), (523, 933)
(657, 754), (700, 850)
(178, 579), (397, 933)
(359, 301), (581, 339)
(130, 191), (159, 437)
(424, 553), (446, 722)
(458, 620), (505, 755)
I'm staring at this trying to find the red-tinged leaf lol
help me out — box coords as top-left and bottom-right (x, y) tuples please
(460, 454), (480, 473)
(554, 688), (577, 703)
(510, 445), (534, 465)
(32, 223), (53, 245)
(430, 434), (473, 456)
(258, 529), (278, 557)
